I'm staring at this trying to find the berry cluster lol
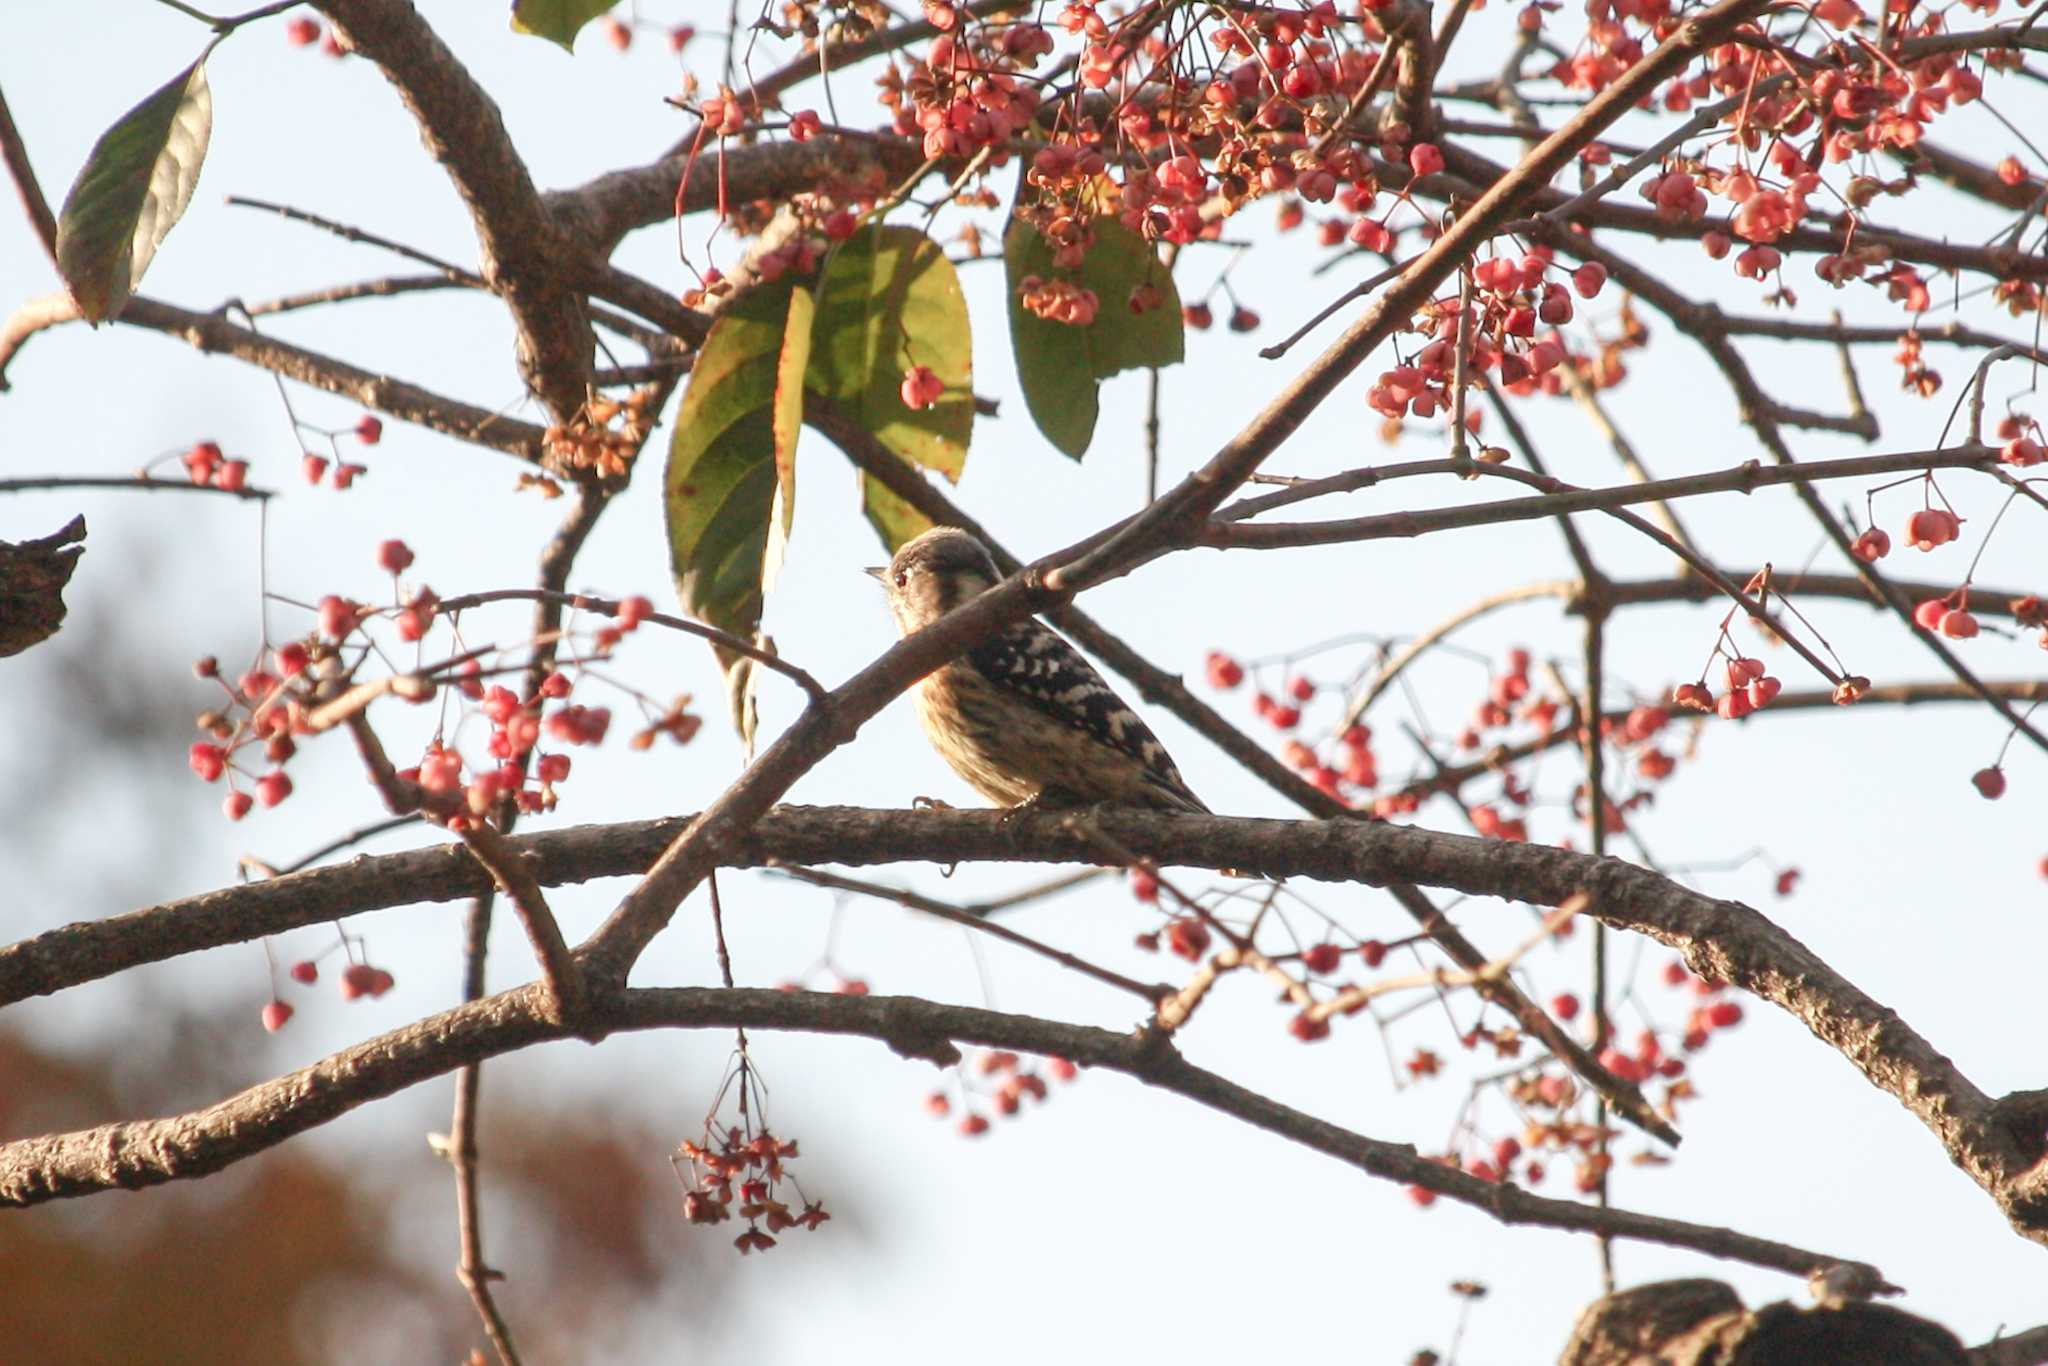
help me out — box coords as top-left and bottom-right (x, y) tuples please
(925, 1049), (1079, 1138)
(674, 1126), (829, 1252)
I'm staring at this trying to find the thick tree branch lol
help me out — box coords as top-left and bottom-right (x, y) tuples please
(0, 980), (1889, 1291)
(12, 805), (2041, 1240)
(316, 0), (592, 419)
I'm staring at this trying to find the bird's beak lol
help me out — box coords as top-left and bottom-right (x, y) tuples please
(863, 566), (887, 582)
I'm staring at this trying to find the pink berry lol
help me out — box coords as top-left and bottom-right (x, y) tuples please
(1939, 609), (1979, 639)
(340, 963), (378, 1001)
(223, 790), (254, 821)
(1571, 262), (1607, 298)
(261, 999), (294, 1032)
(256, 771), (293, 807)
(317, 595), (360, 640)
(214, 459), (249, 492)
(1408, 142), (1445, 177)
(189, 742), (227, 782)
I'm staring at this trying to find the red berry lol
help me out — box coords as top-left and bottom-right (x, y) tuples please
(1205, 651), (1244, 689)
(261, 999), (294, 1032)
(285, 16), (321, 45)
(189, 742), (227, 782)
(1913, 598), (1950, 631)
(1551, 992), (1580, 1021)
(603, 15), (632, 49)
(1130, 868), (1160, 903)
(1852, 527), (1890, 562)
(1302, 943), (1342, 974)
(340, 963), (378, 1001)
(332, 462), (365, 489)
(1571, 262), (1607, 298)
(1673, 682), (1713, 711)
(1266, 703), (1302, 729)
(182, 442), (221, 483)
(273, 642), (309, 677)
(1408, 142), (1445, 177)
(899, 365), (944, 410)
(222, 790), (254, 821)
(256, 771), (293, 807)
(1288, 1012), (1331, 1042)
(1359, 939), (1387, 967)
(1227, 307), (1261, 333)
(1939, 609), (1979, 639)
(289, 960), (319, 985)
(1166, 917), (1211, 961)
(958, 1114), (991, 1137)
(318, 595), (360, 640)
(377, 539), (415, 574)
(1183, 302), (1214, 330)
(617, 594), (654, 630)
(1706, 1001), (1744, 1028)
(1287, 675), (1315, 702)
(1905, 507), (1960, 551)
(354, 415), (383, 444)
(1972, 766), (2007, 799)
(214, 459), (249, 492)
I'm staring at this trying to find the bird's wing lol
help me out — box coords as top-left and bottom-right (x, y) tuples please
(966, 621), (1207, 811)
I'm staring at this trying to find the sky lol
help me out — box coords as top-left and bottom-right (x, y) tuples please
(3, 2), (2047, 1361)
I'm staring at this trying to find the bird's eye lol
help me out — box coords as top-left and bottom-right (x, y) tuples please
(893, 570), (909, 588)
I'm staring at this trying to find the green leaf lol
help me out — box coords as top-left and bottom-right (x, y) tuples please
(664, 280), (810, 745)
(55, 55), (213, 323)
(1002, 214), (1183, 459)
(806, 224), (973, 552)
(509, 0), (616, 51)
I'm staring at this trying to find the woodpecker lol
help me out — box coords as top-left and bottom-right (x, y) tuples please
(869, 527), (1209, 813)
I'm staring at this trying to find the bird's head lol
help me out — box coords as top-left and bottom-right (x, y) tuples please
(867, 526), (1002, 634)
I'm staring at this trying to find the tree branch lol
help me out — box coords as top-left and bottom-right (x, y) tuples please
(315, 0), (592, 418)
(11, 804), (2040, 1240)
(0, 979), (1891, 1291)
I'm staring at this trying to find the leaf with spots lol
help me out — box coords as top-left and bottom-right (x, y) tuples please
(664, 279), (812, 748)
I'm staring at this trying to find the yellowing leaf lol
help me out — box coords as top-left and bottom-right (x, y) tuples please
(509, 0), (616, 51)
(55, 55), (213, 323)
(665, 280), (810, 744)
